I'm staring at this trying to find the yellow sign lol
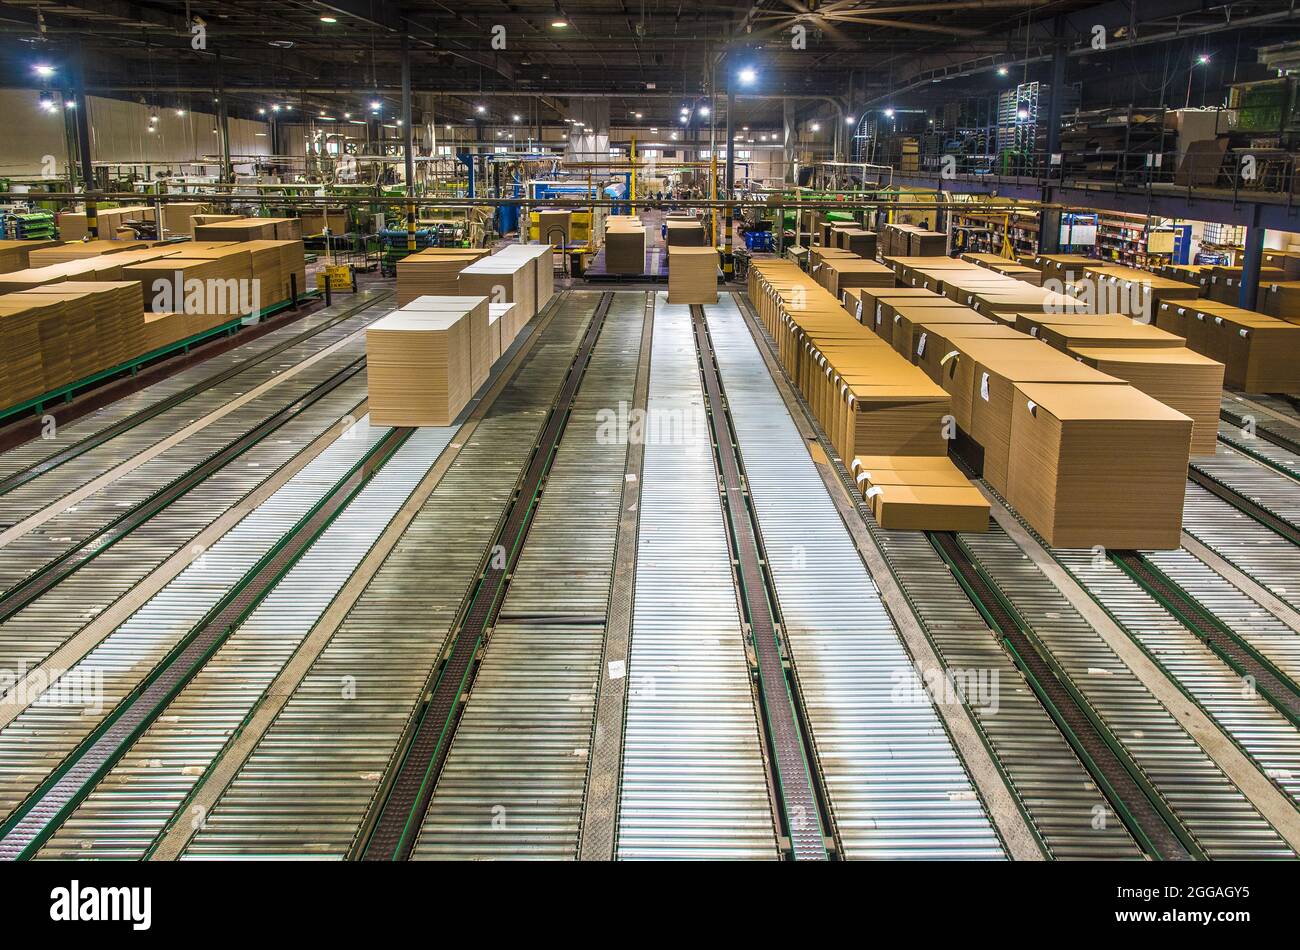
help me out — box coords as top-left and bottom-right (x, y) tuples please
(316, 265), (353, 291)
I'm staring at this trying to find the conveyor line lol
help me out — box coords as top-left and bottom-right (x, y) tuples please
(1182, 484), (1300, 615)
(702, 296), (1003, 860)
(410, 293), (646, 860)
(35, 426), (455, 860)
(1189, 450), (1300, 547)
(0, 413), (394, 844)
(178, 293), (600, 859)
(0, 377), (368, 727)
(0, 292), (390, 497)
(730, 291), (1139, 860)
(615, 296), (778, 860)
(360, 293), (615, 860)
(0, 358), (365, 624)
(958, 524), (1293, 859)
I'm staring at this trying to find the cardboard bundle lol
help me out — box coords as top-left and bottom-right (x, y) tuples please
(939, 338), (1053, 433)
(395, 248), (490, 307)
(400, 295), (492, 392)
(1260, 280), (1300, 322)
(892, 304), (992, 362)
(488, 303), (514, 361)
(915, 322), (1024, 386)
(1013, 310), (1135, 340)
(0, 297), (51, 405)
(1037, 321), (1186, 353)
(1202, 309), (1300, 392)
(141, 311), (190, 352)
(858, 287), (942, 336)
(833, 228), (878, 259)
(191, 213), (241, 230)
(538, 210), (572, 246)
(25, 280), (144, 369)
(29, 240), (147, 267)
(668, 247), (718, 304)
(815, 258), (894, 299)
(909, 229), (947, 256)
(1073, 265), (1200, 319)
(496, 244), (555, 314)
(161, 203), (209, 237)
(1072, 346), (1224, 456)
(366, 309), (472, 427)
(1006, 382), (1192, 549)
(58, 206), (156, 241)
(666, 219), (705, 246)
(605, 217), (647, 274)
(1207, 265), (1285, 305)
(458, 251), (537, 322)
(261, 218), (304, 242)
(298, 210), (348, 235)
(1154, 298), (1240, 355)
(970, 286), (1086, 323)
(14, 288), (95, 383)
(1029, 253), (1096, 286)
(193, 218), (279, 242)
(851, 453), (990, 532)
(970, 352), (1126, 496)
(0, 267), (68, 293)
(0, 240), (62, 274)
(122, 258), (230, 317)
(1262, 249), (1300, 279)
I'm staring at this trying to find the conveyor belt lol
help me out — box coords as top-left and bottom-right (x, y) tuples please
(179, 293), (599, 859)
(0, 358), (365, 624)
(957, 524), (1293, 859)
(703, 296), (1004, 860)
(1047, 550), (1300, 809)
(35, 425), (456, 859)
(0, 413), (395, 845)
(730, 291), (1140, 860)
(615, 296), (778, 860)
(359, 293), (615, 861)
(1218, 412), (1300, 469)
(1189, 450), (1300, 547)
(0, 292), (390, 497)
(690, 303), (829, 861)
(0, 375), (368, 720)
(410, 293), (645, 860)
(1182, 484), (1300, 614)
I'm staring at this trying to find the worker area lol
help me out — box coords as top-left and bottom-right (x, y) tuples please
(1, 4), (1300, 925)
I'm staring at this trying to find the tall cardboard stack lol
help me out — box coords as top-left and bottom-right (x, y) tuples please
(1006, 383), (1192, 549)
(0, 296), (51, 406)
(605, 217), (647, 274)
(668, 247), (718, 304)
(161, 203), (209, 238)
(58, 206), (156, 241)
(458, 251), (536, 324)
(496, 244), (555, 314)
(366, 309), (472, 427)
(399, 295), (492, 392)
(0, 240), (62, 274)
(1071, 347), (1224, 456)
(488, 303), (514, 362)
(815, 258), (894, 300)
(192, 218), (280, 242)
(1156, 299), (1300, 392)
(833, 228), (878, 259)
(396, 248), (489, 306)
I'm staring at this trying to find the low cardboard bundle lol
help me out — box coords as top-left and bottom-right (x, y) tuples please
(1261, 280), (1300, 322)
(852, 453), (990, 532)
(141, 311), (190, 352)
(0, 240), (59, 273)
(488, 303), (514, 362)
(1006, 382), (1192, 549)
(396, 248), (490, 306)
(366, 309), (473, 427)
(191, 213), (242, 230)
(1202, 310), (1300, 392)
(0, 296), (54, 405)
(1207, 265), (1285, 304)
(193, 218), (279, 242)
(815, 258), (894, 299)
(161, 203), (209, 238)
(666, 219), (705, 246)
(668, 247), (718, 304)
(1037, 321), (1186, 353)
(892, 304), (992, 362)
(833, 228), (878, 259)
(399, 295), (492, 392)
(29, 240), (147, 267)
(915, 322), (1024, 386)
(605, 218), (647, 274)
(857, 288), (942, 335)
(458, 250), (537, 322)
(1071, 346), (1224, 456)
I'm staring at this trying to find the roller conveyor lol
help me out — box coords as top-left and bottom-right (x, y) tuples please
(701, 296), (1003, 860)
(178, 293), (600, 859)
(410, 293), (646, 860)
(1182, 484), (1300, 614)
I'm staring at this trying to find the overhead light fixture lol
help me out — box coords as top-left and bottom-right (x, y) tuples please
(997, 66), (1009, 76)
(738, 67), (757, 85)
(320, 15), (337, 23)
(635, 112), (643, 119)
(175, 109), (186, 117)
(699, 106), (709, 116)
(884, 108), (895, 118)
(650, 127), (658, 132)
(679, 115), (688, 124)
(285, 104), (293, 111)
(272, 104), (281, 112)
(551, 19), (568, 28)
(846, 115), (855, 124)
(396, 119), (403, 125)
(64, 100), (75, 109)
(258, 107), (267, 115)
(33, 64), (54, 77)
(344, 112), (351, 118)
(1197, 53), (1211, 64)
(370, 100), (382, 110)
(445, 123), (452, 130)
(476, 104), (486, 114)
(1017, 108), (1029, 120)
(742, 125), (749, 131)
(810, 122), (820, 131)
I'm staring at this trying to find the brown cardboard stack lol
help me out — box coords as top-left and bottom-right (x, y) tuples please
(181, 240), (282, 307)
(15, 287), (96, 382)
(0, 268), (68, 293)
(366, 308), (473, 426)
(299, 210), (348, 235)
(858, 288), (942, 336)
(161, 203), (209, 237)
(915, 321), (1024, 385)
(29, 240), (147, 267)
(263, 218), (304, 242)
(666, 219), (705, 246)
(0, 296), (51, 405)
(122, 257), (230, 322)
(496, 244), (555, 314)
(892, 304), (991, 362)
(0, 240), (62, 274)
(815, 258), (894, 299)
(1006, 382), (1192, 549)
(489, 303), (514, 361)
(1260, 280), (1300, 322)
(458, 251), (537, 323)
(939, 337), (1053, 433)
(399, 295), (492, 392)
(668, 247), (718, 304)
(1037, 321), (1186, 352)
(141, 312), (191, 352)
(538, 210), (572, 246)
(1262, 249), (1300, 278)
(395, 248), (489, 306)
(970, 351), (1126, 496)
(605, 217), (647, 274)
(851, 455), (990, 532)
(1071, 346), (1224, 456)
(833, 228), (878, 259)
(1157, 299), (1300, 392)
(1207, 265), (1285, 304)
(58, 206), (157, 241)
(1030, 253), (1097, 286)
(191, 213), (242, 230)
(192, 218), (279, 242)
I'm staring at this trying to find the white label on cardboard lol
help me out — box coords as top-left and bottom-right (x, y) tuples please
(980, 373), (990, 401)
(916, 332), (928, 357)
(1240, 328), (1249, 338)
(855, 471), (870, 484)
(940, 350), (959, 365)
(1027, 400), (1037, 415)
(856, 301), (863, 320)
(1177, 307), (1186, 315)
(875, 303), (883, 324)
(1029, 326), (1039, 337)
(865, 486), (883, 499)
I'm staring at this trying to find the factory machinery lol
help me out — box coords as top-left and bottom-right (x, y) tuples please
(1, 284), (1300, 862)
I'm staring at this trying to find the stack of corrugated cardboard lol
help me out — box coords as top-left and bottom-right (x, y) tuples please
(833, 228), (877, 259)
(1072, 347), (1223, 456)
(1155, 298), (1300, 392)
(399, 295), (492, 393)
(458, 250), (537, 324)
(19, 281), (142, 378)
(1206, 265), (1286, 305)
(58, 206), (157, 241)
(814, 258), (894, 300)
(668, 247), (718, 304)
(496, 244), (555, 315)
(666, 219), (705, 246)
(192, 218), (279, 242)
(0, 240), (62, 274)
(850, 455), (990, 532)
(29, 240), (148, 267)
(1006, 383), (1191, 549)
(191, 213), (242, 230)
(366, 308), (473, 427)
(605, 216), (647, 274)
(0, 296), (52, 406)
(161, 203), (209, 238)
(395, 248), (490, 306)
(489, 303), (514, 362)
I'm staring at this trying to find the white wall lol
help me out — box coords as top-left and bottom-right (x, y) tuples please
(0, 89), (271, 178)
